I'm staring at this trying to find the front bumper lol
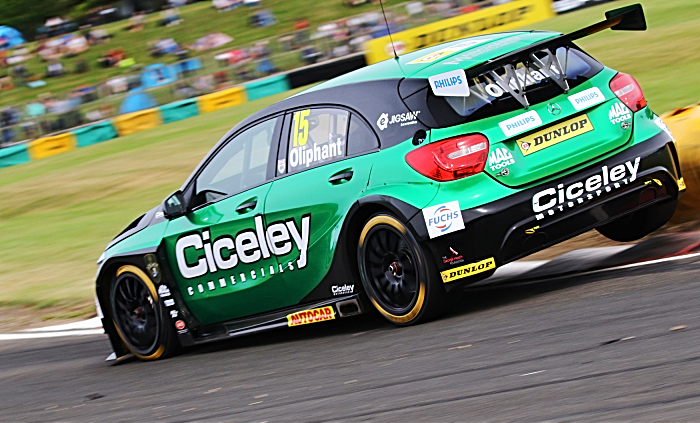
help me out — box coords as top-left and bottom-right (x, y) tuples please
(411, 131), (682, 285)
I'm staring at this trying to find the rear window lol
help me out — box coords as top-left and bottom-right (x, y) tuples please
(402, 46), (604, 129)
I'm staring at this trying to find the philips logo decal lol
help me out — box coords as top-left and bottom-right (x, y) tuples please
(568, 87), (605, 111)
(429, 69), (470, 97)
(499, 110), (542, 137)
(423, 201), (465, 239)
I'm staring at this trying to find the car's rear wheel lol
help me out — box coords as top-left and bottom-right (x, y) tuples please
(358, 213), (447, 325)
(596, 199), (677, 242)
(110, 265), (178, 360)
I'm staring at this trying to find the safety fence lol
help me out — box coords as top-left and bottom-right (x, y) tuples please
(0, 56), (368, 168)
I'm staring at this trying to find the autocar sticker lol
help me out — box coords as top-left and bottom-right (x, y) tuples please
(516, 114), (594, 156)
(287, 306), (335, 326)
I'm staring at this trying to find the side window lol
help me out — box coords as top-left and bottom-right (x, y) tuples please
(287, 108), (348, 173)
(195, 117), (280, 204)
(347, 114), (379, 156)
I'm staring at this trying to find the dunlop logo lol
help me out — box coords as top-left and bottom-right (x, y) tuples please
(517, 114), (594, 156)
(441, 257), (496, 283)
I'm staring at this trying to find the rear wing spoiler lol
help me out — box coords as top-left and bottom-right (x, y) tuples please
(460, 4), (646, 107)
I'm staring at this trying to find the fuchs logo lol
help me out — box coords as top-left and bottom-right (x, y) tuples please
(532, 157), (640, 220)
(175, 215), (310, 280)
(377, 113), (389, 130)
(331, 284), (354, 296)
(422, 201), (465, 239)
(488, 147), (514, 171)
(287, 306), (335, 327)
(609, 102), (632, 124)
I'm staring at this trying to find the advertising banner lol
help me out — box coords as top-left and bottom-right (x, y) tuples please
(364, 0), (555, 65)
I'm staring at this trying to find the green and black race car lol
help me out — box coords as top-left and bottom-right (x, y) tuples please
(96, 4), (684, 360)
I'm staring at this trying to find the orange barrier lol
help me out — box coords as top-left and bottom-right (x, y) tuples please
(27, 132), (77, 160)
(112, 108), (162, 136)
(197, 86), (247, 113)
(662, 104), (700, 222)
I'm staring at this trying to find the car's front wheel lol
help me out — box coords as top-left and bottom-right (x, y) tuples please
(110, 265), (179, 360)
(358, 213), (448, 326)
(596, 199), (677, 242)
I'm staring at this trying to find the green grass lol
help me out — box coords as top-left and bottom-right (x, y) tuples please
(0, 0), (698, 318)
(0, 0), (407, 108)
(0, 87), (307, 312)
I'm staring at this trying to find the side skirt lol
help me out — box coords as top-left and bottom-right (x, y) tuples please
(189, 294), (367, 345)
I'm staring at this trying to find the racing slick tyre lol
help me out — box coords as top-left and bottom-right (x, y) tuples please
(596, 199), (678, 242)
(358, 213), (448, 326)
(110, 265), (179, 360)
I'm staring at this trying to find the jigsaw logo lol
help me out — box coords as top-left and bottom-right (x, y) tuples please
(377, 113), (389, 131)
(423, 201), (465, 239)
(609, 102), (632, 124)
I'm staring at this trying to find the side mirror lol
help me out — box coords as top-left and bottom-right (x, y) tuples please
(163, 190), (186, 219)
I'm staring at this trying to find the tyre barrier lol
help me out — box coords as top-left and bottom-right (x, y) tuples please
(662, 104), (700, 223)
(0, 56), (367, 169)
(27, 132), (77, 160)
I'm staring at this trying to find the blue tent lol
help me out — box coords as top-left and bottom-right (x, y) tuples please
(0, 26), (25, 49)
(141, 64), (177, 88)
(119, 88), (157, 114)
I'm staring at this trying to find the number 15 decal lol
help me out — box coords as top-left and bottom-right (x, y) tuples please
(293, 109), (310, 147)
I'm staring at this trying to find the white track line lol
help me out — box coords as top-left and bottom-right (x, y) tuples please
(20, 317), (102, 332)
(0, 329), (105, 340)
(2, 252), (699, 341)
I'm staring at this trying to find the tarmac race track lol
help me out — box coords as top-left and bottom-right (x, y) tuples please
(2, 256), (700, 422)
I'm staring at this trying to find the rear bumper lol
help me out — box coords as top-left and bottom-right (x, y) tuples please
(412, 131), (682, 285)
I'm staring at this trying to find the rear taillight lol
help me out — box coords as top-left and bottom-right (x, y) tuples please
(405, 134), (489, 181)
(609, 73), (647, 112)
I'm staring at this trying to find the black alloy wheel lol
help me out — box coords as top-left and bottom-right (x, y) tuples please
(111, 271), (159, 356)
(358, 214), (447, 325)
(363, 224), (419, 314)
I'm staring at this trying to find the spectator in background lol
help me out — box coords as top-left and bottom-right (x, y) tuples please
(1, 107), (19, 146)
(128, 12), (146, 32)
(160, 6), (183, 26)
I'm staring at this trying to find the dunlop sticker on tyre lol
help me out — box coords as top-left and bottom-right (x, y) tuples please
(287, 306), (335, 327)
(517, 115), (593, 156)
(441, 257), (495, 283)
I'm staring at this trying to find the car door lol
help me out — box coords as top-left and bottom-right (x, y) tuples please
(264, 108), (379, 304)
(162, 116), (285, 325)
